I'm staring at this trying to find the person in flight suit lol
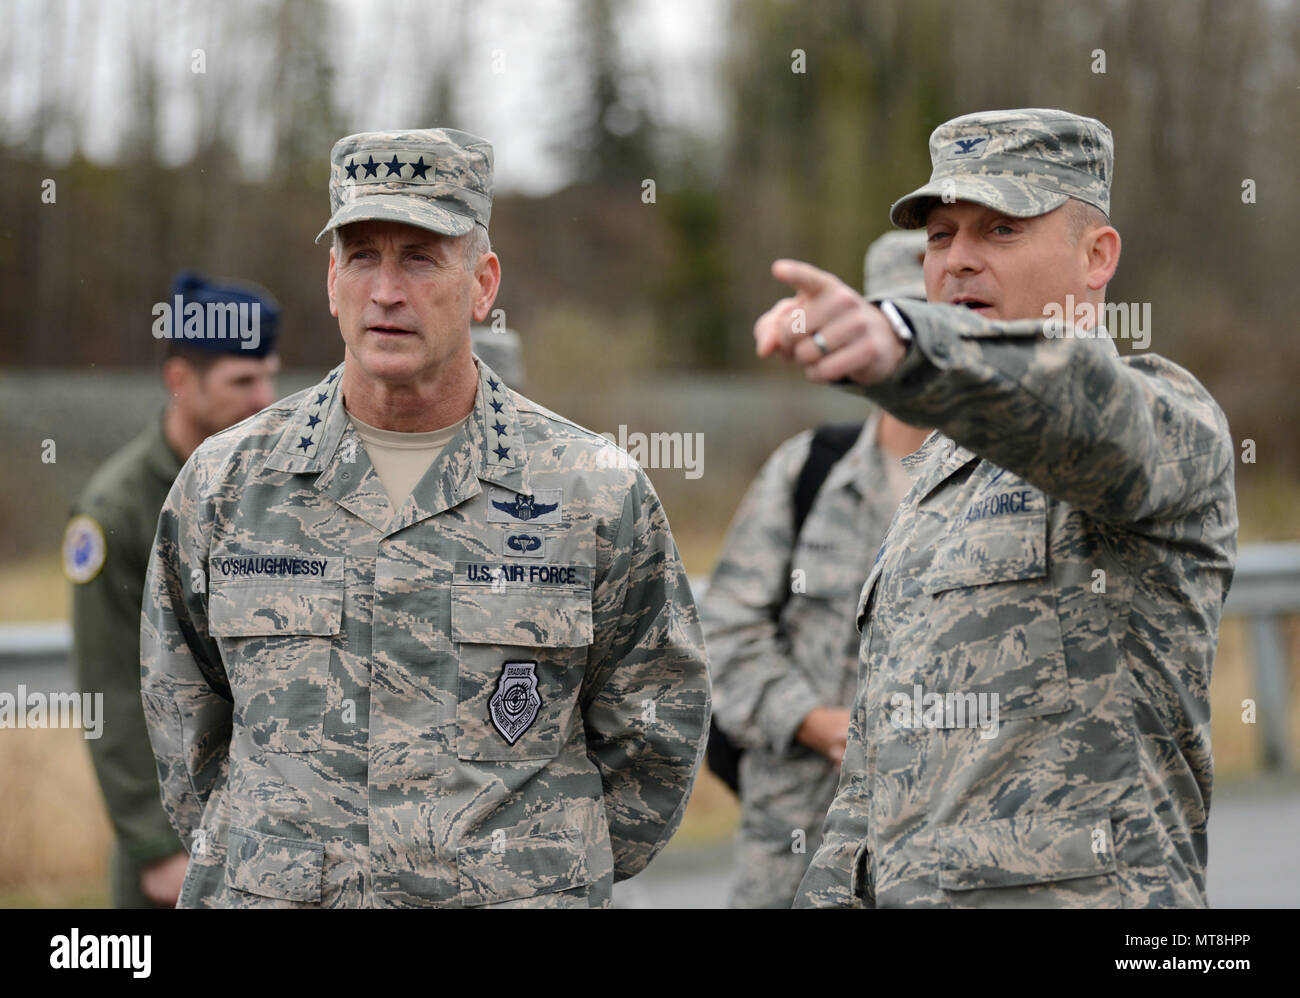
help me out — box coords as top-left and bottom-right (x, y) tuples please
(65, 272), (280, 907)
(141, 127), (710, 908)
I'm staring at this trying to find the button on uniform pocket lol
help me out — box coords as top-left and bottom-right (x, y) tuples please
(208, 551), (344, 754)
(451, 561), (593, 762)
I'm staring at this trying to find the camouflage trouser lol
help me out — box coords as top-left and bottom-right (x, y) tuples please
(729, 832), (822, 909)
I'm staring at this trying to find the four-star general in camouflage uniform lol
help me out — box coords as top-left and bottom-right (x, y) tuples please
(141, 128), (710, 908)
(795, 109), (1237, 908)
(701, 231), (926, 907)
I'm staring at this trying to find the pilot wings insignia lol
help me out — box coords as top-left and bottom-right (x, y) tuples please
(486, 487), (564, 525)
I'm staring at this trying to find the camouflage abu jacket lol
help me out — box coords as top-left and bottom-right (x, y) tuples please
(701, 414), (908, 907)
(141, 358), (710, 908)
(795, 300), (1237, 909)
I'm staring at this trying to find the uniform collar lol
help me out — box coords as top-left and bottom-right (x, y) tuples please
(821, 411), (884, 497)
(901, 430), (978, 502)
(263, 358), (530, 533)
(146, 407), (184, 484)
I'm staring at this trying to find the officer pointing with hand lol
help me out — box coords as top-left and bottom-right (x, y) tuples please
(754, 109), (1236, 908)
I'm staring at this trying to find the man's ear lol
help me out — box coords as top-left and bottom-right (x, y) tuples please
(1085, 225), (1121, 291)
(471, 251), (502, 323)
(161, 356), (195, 400)
(327, 245), (339, 317)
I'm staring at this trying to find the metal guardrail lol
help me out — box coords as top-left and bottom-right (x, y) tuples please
(3, 543), (1297, 766)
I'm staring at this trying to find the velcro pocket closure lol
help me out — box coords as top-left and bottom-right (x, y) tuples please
(451, 564), (593, 646)
(451, 585), (592, 762)
(936, 808), (1117, 892)
(916, 488), (1069, 723)
(923, 493), (1047, 595)
(224, 825), (324, 903)
(457, 828), (590, 907)
(208, 552), (344, 637)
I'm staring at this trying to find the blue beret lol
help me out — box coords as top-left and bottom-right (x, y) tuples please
(164, 270), (280, 357)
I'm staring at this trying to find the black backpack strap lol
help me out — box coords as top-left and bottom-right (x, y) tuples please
(708, 421), (867, 796)
(792, 422), (865, 539)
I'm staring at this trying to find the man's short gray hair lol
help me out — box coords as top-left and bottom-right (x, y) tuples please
(461, 225), (491, 270)
(331, 225), (491, 272)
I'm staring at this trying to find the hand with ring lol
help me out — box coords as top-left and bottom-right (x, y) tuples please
(753, 259), (908, 386)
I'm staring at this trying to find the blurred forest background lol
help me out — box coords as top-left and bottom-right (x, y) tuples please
(2, 0), (1299, 568)
(1, 0), (1299, 904)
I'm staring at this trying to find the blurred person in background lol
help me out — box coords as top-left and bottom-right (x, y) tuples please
(469, 325), (525, 393)
(702, 230), (931, 907)
(63, 271), (281, 907)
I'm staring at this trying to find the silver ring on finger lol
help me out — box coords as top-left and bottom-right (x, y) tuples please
(812, 331), (831, 356)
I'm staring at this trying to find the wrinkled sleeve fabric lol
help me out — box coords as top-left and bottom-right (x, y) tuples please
(580, 466), (711, 880)
(864, 300), (1234, 527)
(140, 454), (232, 852)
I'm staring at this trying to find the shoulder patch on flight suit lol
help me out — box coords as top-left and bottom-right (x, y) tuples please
(486, 488), (563, 525)
(62, 515), (106, 584)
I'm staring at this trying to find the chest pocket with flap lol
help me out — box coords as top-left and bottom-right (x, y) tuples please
(918, 485), (1070, 723)
(451, 562), (593, 762)
(207, 551), (344, 754)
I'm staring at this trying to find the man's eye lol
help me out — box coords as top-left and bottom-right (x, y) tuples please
(992, 224), (1015, 235)
(927, 231), (950, 243)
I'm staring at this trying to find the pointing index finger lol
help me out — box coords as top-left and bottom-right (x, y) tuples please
(771, 258), (839, 296)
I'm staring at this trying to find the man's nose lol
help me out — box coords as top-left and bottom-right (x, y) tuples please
(371, 255), (407, 306)
(944, 227), (985, 276)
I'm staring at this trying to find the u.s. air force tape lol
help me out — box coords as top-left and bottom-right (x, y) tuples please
(454, 560), (590, 589)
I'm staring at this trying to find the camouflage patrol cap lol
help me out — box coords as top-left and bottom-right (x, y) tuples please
(863, 230), (928, 301)
(316, 128), (493, 244)
(890, 108), (1113, 229)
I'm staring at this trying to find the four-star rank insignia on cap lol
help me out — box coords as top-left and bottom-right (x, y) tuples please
(62, 515), (106, 584)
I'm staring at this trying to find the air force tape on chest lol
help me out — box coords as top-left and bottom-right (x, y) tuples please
(455, 560), (591, 590)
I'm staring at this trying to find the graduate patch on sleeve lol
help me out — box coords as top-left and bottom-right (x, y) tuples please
(62, 515), (107, 584)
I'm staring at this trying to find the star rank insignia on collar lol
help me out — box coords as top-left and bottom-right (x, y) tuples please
(294, 373), (337, 459)
(484, 372), (514, 468)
